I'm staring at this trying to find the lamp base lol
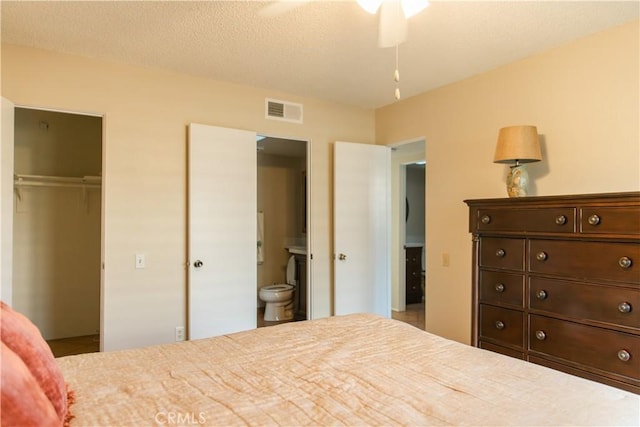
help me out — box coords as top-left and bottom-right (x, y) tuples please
(506, 164), (529, 197)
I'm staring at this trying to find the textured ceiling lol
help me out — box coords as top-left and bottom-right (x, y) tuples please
(2, 1), (638, 109)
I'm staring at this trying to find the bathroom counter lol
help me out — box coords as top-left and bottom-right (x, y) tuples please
(287, 246), (307, 255)
(404, 243), (424, 248)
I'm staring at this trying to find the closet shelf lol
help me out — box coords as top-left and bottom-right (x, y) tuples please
(14, 174), (101, 189)
(14, 174), (101, 206)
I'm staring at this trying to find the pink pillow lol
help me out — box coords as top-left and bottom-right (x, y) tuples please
(0, 302), (67, 425)
(1, 342), (60, 426)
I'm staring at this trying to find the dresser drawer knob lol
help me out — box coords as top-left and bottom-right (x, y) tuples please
(618, 256), (632, 269)
(617, 350), (631, 362)
(481, 215), (491, 224)
(536, 290), (547, 300)
(618, 302), (632, 313)
(536, 251), (548, 261)
(555, 215), (567, 225)
(496, 249), (505, 257)
(587, 214), (601, 226)
(535, 330), (546, 341)
(495, 321), (505, 330)
(495, 283), (505, 293)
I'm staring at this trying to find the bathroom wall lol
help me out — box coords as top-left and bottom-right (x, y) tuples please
(405, 164), (425, 246)
(257, 152), (305, 304)
(12, 108), (101, 339)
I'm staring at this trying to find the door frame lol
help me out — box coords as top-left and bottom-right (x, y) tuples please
(2, 102), (106, 350)
(1, 98), (15, 305)
(256, 132), (313, 320)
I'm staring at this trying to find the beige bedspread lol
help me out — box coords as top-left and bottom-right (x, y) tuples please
(57, 313), (639, 426)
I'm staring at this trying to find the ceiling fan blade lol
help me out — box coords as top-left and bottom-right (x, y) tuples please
(259, 1), (310, 18)
(356, 0), (383, 14)
(378, 1), (408, 47)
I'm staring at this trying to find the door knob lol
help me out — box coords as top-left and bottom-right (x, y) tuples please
(194, 260), (203, 268)
(338, 253), (347, 261)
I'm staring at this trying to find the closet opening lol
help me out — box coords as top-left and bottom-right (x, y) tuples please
(12, 107), (103, 357)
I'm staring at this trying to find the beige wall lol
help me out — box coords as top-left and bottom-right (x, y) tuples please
(2, 44), (375, 351)
(14, 108), (102, 176)
(376, 20), (640, 344)
(13, 187), (101, 339)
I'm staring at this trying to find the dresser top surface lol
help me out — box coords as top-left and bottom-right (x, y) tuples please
(464, 191), (640, 207)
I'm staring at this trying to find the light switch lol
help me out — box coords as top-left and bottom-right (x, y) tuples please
(135, 253), (146, 269)
(442, 253), (450, 267)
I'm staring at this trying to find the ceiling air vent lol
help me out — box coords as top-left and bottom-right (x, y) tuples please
(265, 98), (303, 124)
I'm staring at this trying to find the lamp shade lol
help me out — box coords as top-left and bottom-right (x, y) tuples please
(493, 125), (542, 164)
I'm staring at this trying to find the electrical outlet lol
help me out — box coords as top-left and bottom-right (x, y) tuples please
(175, 326), (185, 342)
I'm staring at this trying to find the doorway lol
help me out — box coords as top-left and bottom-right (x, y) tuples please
(400, 162), (425, 328)
(256, 135), (309, 326)
(390, 140), (425, 328)
(12, 107), (102, 356)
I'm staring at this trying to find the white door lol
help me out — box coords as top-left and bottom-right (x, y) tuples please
(1, 97), (14, 304)
(334, 141), (391, 317)
(188, 123), (257, 339)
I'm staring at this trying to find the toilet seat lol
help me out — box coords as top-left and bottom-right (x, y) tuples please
(262, 284), (294, 292)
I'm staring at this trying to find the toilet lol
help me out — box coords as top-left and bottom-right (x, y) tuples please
(259, 256), (296, 321)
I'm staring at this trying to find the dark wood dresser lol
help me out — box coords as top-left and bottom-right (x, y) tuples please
(406, 246), (423, 304)
(465, 192), (640, 393)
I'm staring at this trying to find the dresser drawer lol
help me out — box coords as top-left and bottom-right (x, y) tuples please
(529, 278), (640, 329)
(580, 206), (640, 235)
(480, 238), (525, 271)
(479, 305), (524, 349)
(476, 208), (575, 233)
(480, 270), (524, 307)
(479, 341), (525, 360)
(406, 247), (422, 265)
(529, 240), (640, 284)
(529, 315), (640, 380)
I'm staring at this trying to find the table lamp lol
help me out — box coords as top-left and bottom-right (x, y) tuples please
(493, 125), (542, 197)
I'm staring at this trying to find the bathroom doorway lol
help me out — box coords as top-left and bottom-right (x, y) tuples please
(256, 136), (309, 327)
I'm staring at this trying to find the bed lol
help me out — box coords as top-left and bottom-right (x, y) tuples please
(2, 302), (639, 426)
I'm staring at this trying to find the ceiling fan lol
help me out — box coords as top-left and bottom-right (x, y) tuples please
(260, 0), (429, 48)
(259, 0), (429, 101)
(356, 0), (429, 47)
(356, 0), (430, 100)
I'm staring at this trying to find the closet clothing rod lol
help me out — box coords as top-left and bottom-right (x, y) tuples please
(14, 174), (101, 188)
